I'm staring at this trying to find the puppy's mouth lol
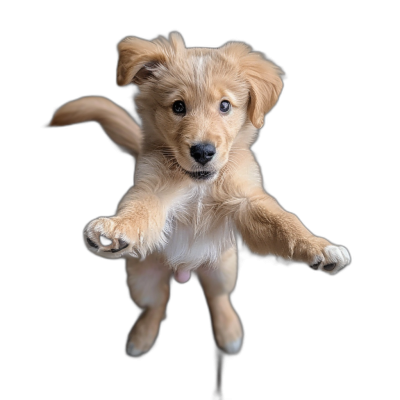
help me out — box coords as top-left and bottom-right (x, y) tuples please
(161, 150), (217, 181)
(183, 169), (216, 180)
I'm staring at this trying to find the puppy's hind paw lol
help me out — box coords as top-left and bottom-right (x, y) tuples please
(310, 245), (351, 275)
(126, 342), (146, 357)
(220, 337), (243, 355)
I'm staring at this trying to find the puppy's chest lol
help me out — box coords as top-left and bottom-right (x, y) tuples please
(162, 189), (234, 269)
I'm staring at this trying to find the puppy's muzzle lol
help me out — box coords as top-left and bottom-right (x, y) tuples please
(190, 143), (216, 166)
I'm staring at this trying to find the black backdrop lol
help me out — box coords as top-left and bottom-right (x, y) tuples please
(16, 4), (380, 399)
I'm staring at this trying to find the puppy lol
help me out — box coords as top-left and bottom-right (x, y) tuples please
(50, 32), (351, 357)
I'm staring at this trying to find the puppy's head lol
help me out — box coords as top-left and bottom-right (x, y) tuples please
(117, 32), (283, 180)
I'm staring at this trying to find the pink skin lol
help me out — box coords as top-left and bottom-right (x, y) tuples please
(174, 270), (191, 283)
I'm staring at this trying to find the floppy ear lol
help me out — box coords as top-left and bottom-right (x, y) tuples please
(117, 36), (165, 86)
(117, 32), (186, 86)
(221, 42), (284, 129)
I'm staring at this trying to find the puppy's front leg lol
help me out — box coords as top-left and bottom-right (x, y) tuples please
(84, 185), (170, 258)
(234, 190), (351, 274)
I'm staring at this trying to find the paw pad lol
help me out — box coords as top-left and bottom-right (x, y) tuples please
(87, 237), (99, 249)
(310, 256), (322, 270)
(323, 263), (336, 272)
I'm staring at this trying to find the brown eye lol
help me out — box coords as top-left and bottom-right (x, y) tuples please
(220, 100), (231, 113)
(173, 101), (186, 115)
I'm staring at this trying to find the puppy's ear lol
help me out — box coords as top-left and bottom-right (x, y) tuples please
(117, 33), (187, 86)
(168, 31), (186, 54)
(221, 42), (284, 129)
(117, 36), (166, 86)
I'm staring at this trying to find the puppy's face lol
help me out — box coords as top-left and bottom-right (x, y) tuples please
(117, 33), (283, 180)
(137, 53), (250, 178)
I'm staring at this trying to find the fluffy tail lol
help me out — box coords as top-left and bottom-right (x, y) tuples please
(49, 96), (142, 157)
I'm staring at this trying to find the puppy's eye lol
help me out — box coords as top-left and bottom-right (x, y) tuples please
(172, 101), (186, 115)
(220, 100), (231, 113)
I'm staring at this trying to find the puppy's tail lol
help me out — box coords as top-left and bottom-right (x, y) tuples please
(49, 96), (142, 157)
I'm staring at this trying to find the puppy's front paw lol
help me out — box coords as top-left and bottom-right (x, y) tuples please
(310, 245), (351, 274)
(84, 216), (138, 258)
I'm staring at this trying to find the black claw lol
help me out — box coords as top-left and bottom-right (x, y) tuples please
(119, 239), (129, 248)
(111, 244), (128, 253)
(323, 263), (336, 272)
(310, 257), (322, 270)
(86, 237), (99, 249)
(100, 235), (112, 246)
(309, 262), (321, 271)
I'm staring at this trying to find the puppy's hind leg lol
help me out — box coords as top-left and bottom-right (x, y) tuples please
(125, 255), (171, 357)
(197, 247), (243, 355)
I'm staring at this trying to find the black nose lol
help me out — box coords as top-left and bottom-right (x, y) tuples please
(190, 143), (216, 166)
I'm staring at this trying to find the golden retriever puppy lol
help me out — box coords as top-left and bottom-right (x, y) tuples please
(50, 32), (351, 357)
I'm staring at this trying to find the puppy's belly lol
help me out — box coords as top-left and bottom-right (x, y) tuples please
(162, 220), (234, 271)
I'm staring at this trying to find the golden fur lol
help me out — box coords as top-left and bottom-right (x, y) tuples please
(50, 32), (351, 356)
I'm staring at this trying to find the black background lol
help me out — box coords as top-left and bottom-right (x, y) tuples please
(14, 3), (385, 399)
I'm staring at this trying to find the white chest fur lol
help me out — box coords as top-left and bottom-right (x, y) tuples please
(162, 186), (234, 270)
